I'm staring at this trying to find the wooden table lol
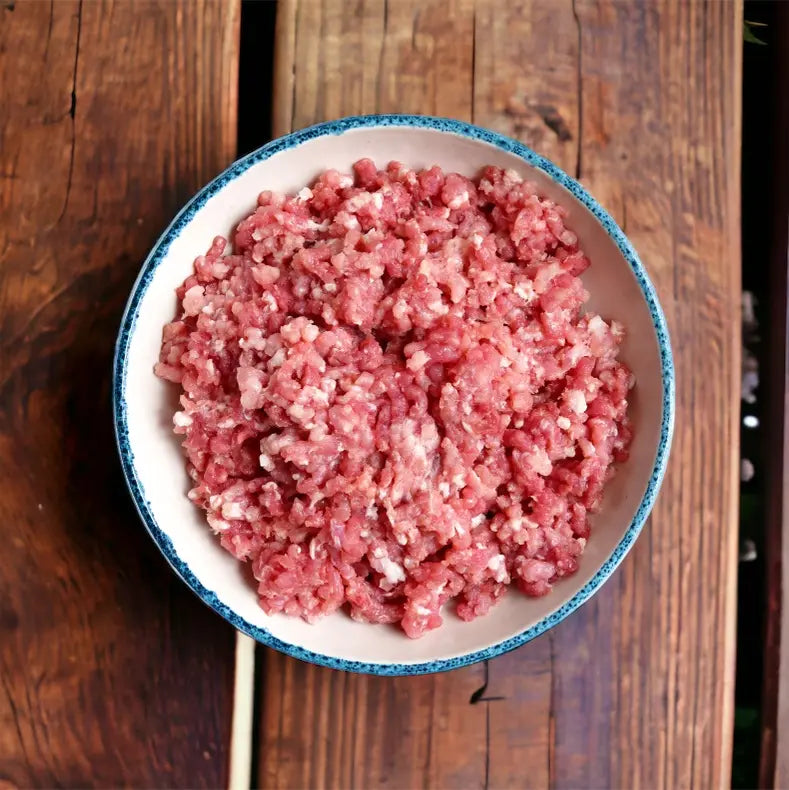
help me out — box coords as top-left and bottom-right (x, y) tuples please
(0, 1), (742, 788)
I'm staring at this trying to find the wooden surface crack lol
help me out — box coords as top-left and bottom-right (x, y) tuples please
(0, 669), (34, 781)
(375, 0), (389, 113)
(45, 0), (54, 55)
(470, 7), (476, 124)
(571, 0), (583, 180)
(56, 0), (82, 228)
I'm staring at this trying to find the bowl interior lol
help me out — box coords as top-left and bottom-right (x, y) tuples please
(119, 121), (668, 670)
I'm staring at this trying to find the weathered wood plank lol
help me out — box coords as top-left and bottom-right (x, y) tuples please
(262, 1), (741, 787)
(0, 1), (241, 786)
(265, 5), (492, 789)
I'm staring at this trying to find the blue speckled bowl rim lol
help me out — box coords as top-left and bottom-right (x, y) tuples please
(113, 114), (675, 676)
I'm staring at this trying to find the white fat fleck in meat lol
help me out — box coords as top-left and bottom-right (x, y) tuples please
(259, 453), (275, 471)
(252, 264), (281, 286)
(379, 557), (406, 585)
(406, 350), (430, 371)
(471, 514), (486, 527)
(503, 168), (523, 186)
(578, 437), (596, 457)
(302, 386), (330, 405)
(261, 292), (278, 311)
(346, 192), (378, 212)
(527, 447), (552, 476)
(182, 285), (205, 316)
(221, 501), (244, 520)
(287, 403), (315, 426)
(302, 322), (320, 342)
(173, 411), (192, 428)
(447, 190), (469, 210)
(514, 282), (535, 301)
(587, 315), (608, 337)
(392, 300), (409, 320)
(566, 342), (588, 366)
(241, 327), (267, 351)
(297, 187), (313, 201)
(324, 281), (337, 293)
(415, 605), (432, 616)
(268, 348), (287, 369)
(565, 389), (587, 414)
(557, 416), (571, 430)
(487, 554), (508, 583)
(507, 517), (523, 532)
(207, 514), (231, 532)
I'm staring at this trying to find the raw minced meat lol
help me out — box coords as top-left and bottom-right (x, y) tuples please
(155, 159), (633, 638)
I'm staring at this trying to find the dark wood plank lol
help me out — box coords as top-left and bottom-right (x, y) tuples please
(0, 1), (241, 786)
(761, 2), (789, 786)
(261, 1), (741, 787)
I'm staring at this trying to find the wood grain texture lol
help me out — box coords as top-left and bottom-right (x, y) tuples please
(263, 0), (741, 787)
(0, 1), (240, 786)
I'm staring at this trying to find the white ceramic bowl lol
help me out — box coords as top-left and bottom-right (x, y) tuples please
(114, 115), (674, 675)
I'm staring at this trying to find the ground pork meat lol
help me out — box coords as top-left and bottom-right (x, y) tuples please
(155, 160), (633, 638)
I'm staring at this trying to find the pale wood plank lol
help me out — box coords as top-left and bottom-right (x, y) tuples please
(262, 2), (741, 787)
(264, 5), (491, 789)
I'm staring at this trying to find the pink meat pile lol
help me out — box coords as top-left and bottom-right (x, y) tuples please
(156, 160), (633, 638)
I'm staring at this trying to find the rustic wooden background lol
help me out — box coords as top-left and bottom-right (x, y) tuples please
(0, 1), (742, 788)
(0, 1), (240, 787)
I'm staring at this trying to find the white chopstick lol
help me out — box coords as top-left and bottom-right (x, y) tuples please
(228, 631), (256, 790)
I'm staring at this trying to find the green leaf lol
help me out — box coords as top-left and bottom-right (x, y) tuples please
(744, 20), (767, 46)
